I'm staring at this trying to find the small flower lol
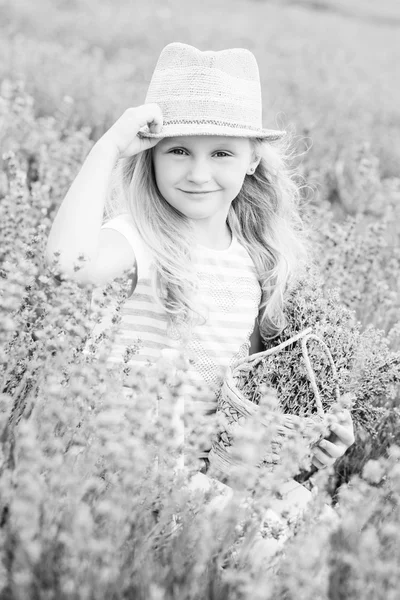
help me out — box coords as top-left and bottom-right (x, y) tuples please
(362, 460), (385, 484)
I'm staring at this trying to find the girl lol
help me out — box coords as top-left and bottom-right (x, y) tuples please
(46, 42), (354, 476)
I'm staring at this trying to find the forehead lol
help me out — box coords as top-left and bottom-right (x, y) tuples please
(157, 135), (252, 151)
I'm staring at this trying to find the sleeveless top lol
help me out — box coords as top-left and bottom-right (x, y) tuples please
(88, 213), (262, 451)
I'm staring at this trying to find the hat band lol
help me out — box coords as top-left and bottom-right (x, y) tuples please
(161, 118), (263, 131)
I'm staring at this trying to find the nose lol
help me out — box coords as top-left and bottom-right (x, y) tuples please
(185, 158), (212, 185)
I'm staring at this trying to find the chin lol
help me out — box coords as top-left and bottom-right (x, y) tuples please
(169, 204), (211, 219)
(182, 209), (215, 220)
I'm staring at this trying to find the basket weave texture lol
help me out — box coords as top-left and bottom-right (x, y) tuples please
(209, 328), (340, 476)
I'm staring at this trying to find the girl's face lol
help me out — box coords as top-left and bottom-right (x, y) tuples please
(152, 136), (258, 222)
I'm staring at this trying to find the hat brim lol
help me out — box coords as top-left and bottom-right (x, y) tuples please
(138, 123), (285, 141)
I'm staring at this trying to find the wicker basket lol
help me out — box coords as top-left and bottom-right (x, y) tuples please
(208, 327), (340, 477)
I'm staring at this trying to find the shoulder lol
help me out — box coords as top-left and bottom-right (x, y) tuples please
(84, 214), (136, 288)
(101, 212), (153, 280)
(102, 212), (137, 241)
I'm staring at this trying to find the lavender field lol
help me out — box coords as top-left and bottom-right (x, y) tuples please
(1, 1), (400, 598)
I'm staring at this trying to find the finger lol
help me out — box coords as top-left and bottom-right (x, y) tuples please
(137, 135), (162, 150)
(336, 408), (353, 426)
(312, 456), (327, 470)
(318, 439), (345, 459)
(131, 103), (164, 132)
(329, 422), (355, 447)
(312, 447), (336, 467)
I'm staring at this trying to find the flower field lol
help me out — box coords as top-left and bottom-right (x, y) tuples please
(1, 1), (400, 598)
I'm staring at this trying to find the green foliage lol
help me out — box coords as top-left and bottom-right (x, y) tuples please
(0, 82), (399, 599)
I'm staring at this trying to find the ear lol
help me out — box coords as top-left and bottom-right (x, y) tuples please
(247, 140), (261, 175)
(246, 155), (261, 175)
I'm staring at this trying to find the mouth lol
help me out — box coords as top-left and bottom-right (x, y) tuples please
(179, 190), (217, 195)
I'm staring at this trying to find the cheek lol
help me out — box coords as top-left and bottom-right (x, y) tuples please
(154, 157), (180, 188)
(153, 158), (170, 192)
(222, 166), (247, 192)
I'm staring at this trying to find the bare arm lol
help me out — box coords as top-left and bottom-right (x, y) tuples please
(45, 140), (119, 283)
(45, 104), (163, 285)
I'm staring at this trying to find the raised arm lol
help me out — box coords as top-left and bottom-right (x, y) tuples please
(45, 104), (163, 285)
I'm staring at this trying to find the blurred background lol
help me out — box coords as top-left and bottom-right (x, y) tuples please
(1, 0), (399, 187)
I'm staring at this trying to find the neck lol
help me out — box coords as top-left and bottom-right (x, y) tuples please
(191, 218), (232, 250)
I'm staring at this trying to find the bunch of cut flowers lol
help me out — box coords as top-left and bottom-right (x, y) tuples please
(208, 270), (359, 482)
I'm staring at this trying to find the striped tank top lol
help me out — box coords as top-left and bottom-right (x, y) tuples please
(89, 213), (262, 416)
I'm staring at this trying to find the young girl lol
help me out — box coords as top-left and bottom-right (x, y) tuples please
(46, 42), (354, 478)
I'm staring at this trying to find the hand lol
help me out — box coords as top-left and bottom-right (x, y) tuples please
(311, 409), (355, 470)
(100, 104), (163, 159)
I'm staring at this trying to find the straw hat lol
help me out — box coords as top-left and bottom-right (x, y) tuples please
(138, 42), (285, 140)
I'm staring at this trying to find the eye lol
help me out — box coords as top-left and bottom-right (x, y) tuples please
(168, 148), (188, 156)
(213, 151), (232, 158)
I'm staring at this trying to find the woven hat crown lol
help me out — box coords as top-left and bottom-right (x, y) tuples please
(140, 42), (285, 140)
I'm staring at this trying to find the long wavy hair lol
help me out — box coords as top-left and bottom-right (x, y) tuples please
(104, 133), (310, 340)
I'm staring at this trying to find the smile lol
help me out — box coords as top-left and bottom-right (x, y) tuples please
(179, 190), (217, 194)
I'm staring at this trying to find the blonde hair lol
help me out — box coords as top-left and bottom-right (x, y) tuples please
(104, 133), (310, 339)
